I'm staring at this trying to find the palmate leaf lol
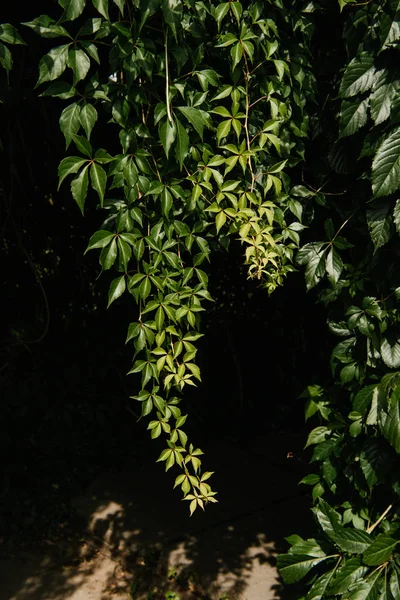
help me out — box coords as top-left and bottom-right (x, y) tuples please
(372, 127), (400, 198)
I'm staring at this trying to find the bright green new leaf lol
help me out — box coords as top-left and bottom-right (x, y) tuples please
(90, 162), (107, 205)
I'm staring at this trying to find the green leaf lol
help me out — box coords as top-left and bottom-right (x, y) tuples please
(312, 499), (341, 537)
(59, 0), (86, 20)
(380, 386), (400, 453)
(381, 335), (400, 369)
(326, 247), (343, 284)
(367, 201), (392, 250)
(175, 118), (189, 170)
(230, 42), (243, 70)
(360, 439), (390, 488)
(372, 127), (400, 198)
(331, 526), (372, 553)
(305, 426), (330, 447)
(0, 43), (12, 71)
(339, 99), (369, 138)
(59, 103), (81, 147)
(348, 571), (382, 600)
(371, 74), (396, 125)
(394, 199), (400, 234)
(22, 15), (70, 38)
(328, 558), (368, 595)
(72, 134), (92, 157)
(71, 163), (89, 214)
(297, 242), (327, 290)
(99, 238), (117, 270)
(107, 275), (126, 307)
(277, 553), (331, 585)
(139, 0), (160, 31)
(90, 163), (107, 205)
(161, 188), (173, 217)
(37, 44), (69, 85)
(215, 211), (226, 233)
(68, 48), (91, 84)
(306, 571), (335, 600)
(177, 107), (210, 140)
(159, 119), (176, 158)
(85, 230), (114, 252)
(80, 104), (98, 139)
(363, 534), (399, 566)
(215, 2), (229, 30)
(58, 156), (89, 187)
(0, 23), (25, 44)
(339, 52), (375, 98)
(92, 0), (110, 19)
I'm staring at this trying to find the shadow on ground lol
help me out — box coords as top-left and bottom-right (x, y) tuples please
(1, 434), (313, 600)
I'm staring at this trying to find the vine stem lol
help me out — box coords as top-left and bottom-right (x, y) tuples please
(367, 504), (392, 534)
(165, 29), (173, 123)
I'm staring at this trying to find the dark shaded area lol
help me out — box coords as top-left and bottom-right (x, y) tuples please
(1, 4), (336, 599)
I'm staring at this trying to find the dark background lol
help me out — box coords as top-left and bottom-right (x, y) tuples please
(0, 1), (333, 542)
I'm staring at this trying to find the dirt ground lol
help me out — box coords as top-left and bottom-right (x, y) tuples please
(1, 435), (312, 600)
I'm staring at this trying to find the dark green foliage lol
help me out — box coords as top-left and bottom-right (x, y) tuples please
(2, 0), (400, 594)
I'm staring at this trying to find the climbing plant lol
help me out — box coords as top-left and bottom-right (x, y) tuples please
(3, 0), (400, 597)
(0, 0), (314, 515)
